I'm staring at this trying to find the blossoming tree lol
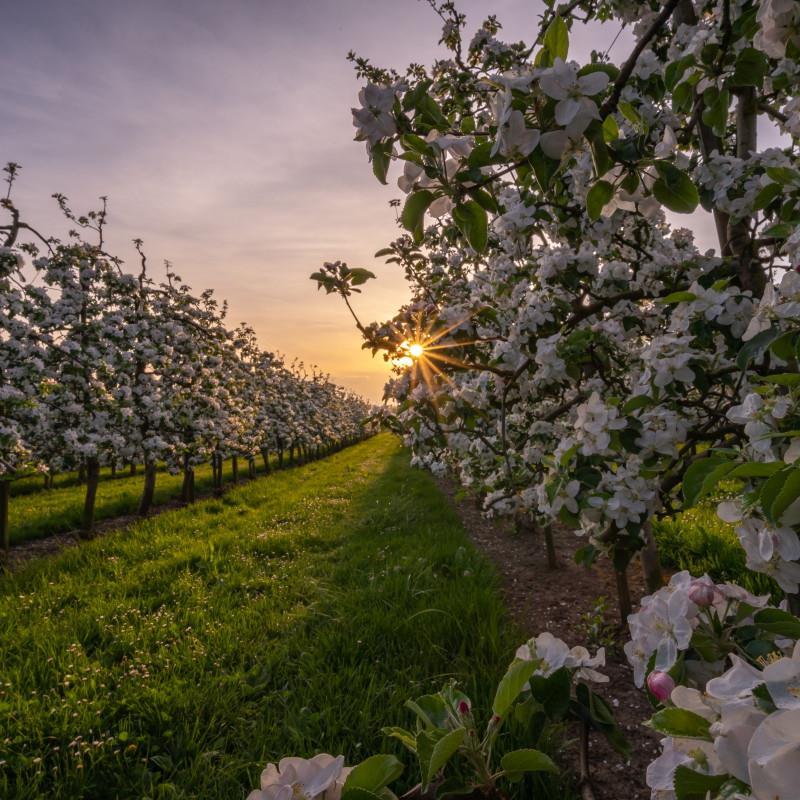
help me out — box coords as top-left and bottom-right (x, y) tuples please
(311, 0), (800, 796)
(0, 166), (375, 550)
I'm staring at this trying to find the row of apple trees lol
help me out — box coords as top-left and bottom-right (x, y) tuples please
(310, 1), (800, 798)
(1, 164), (374, 549)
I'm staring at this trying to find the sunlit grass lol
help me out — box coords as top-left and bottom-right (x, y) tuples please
(0, 434), (532, 800)
(653, 497), (780, 600)
(8, 458), (274, 546)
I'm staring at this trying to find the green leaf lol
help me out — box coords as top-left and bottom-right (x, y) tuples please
(753, 183), (785, 211)
(618, 101), (641, 127)
(649, 708), (712, 740)
(759, 468), (792, 523)
(653, 162), (699, 213)
(701, 88), (730, 137)
(623, 394), (652, 413)
(400, 133), (434, 156)
(500, 749), (558, 776)
(665, 56), (694, 91)
(763, 222), (795, 239)
(760, 373), (800, 386)
(682, 457), (734, 507)
(602, 115), (619, 143)
(754, 608), (800, 638)
(343, 755), (404, 798)
(766, 166), (800, 186)
(586, 180), (614, 221)
(585, 121), (614, 177)
(673, 766), (729, 800)
(659, 291), (698, 304)
(452, 201), (488, 253)
(347, 268), (376, 287)
(493, 658), (538, 717)
(737, 327), (781, 369)
(771, 467), (800, 524)
(468, 187), (499, 214)
(341, 789), (384, 800)
(529, 667), (571, 719)
(417, 727), (465, 788)
(405, 694), (448, 729)
(543, 15), (569, 61)
(732, 48), (769, 87)
(467, 141), (496, 169)
(769, 331), (798, 360)
(529, 147), (559, 190)
(400, 190), (434, 244)
(370, 141), (392, 185)
(728, 462), (784, 479)
(382, 726), (417, 753)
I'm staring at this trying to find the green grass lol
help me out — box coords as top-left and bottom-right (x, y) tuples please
(0, 434), (537, 799)
(653, 501), (781, 600)
(8, 457), (277, 546)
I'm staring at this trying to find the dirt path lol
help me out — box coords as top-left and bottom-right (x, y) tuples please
(438, 479), (660, 800)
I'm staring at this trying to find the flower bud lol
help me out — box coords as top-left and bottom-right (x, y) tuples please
(646, 671), (675, 703)
(688, 579), (715, 608)
(457, 700), (471, 716)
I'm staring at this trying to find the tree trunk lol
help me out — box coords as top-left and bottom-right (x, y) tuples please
(261, 449), (271, 474)
(129, 463), (137, 476)
(640, 521), (664, 593)
(615, 567), (633, 625)
(544, 525), (559, 569)
(215, 454), (224, 493)
(78, 462), (87, 485)
(1, 480), (9, 567)
(577, 718), (596, 800)
(248, 458), (256, 479)
(289, 446), (295, 466)
(111, 463), (117, 478)
(80, 458), (101, 538)
(232, 455), (239, 484)
(277, 448), (284, 469)
(181, 458), (195, 504)
(138, 460), (157, 516)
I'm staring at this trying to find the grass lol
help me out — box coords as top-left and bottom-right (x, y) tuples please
(0, 434), (544, 800)
(8, 457), (275, 546)
(653, 498), (781, 600)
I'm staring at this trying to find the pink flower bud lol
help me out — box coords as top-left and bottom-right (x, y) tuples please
(688, 579), (715, 608)
(646, 671), (675, 703)
(457, 700), (471, 715)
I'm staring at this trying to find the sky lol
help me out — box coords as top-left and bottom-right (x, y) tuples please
(2, 0), (752, 401)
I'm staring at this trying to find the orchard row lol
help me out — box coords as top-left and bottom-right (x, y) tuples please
(1, 171), (373, 545)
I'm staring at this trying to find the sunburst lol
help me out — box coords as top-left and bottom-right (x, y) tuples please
(391, 308), (487, 397)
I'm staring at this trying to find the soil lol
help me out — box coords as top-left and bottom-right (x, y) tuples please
(437, 478), (661, 800)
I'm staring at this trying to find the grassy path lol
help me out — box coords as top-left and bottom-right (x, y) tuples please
(0, 434), (516, 799)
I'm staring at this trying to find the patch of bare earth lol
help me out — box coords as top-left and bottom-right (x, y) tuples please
(438, 478), (660, 800)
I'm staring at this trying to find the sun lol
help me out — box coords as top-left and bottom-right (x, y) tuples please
(408, 342), (424, 358)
